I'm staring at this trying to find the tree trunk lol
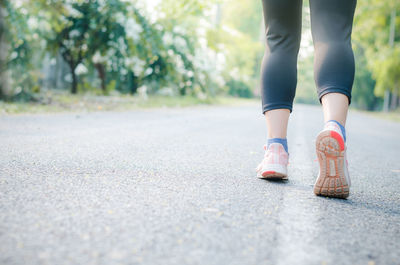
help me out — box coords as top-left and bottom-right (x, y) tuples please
(390, 91), (398, 110)
(62, 52), (78, 94)
(94, 63), (106, 93)
(384, 10), (396, 112)
(0, 4), (11, 99)
(383, 90), (390, 112)
(398, 92), (400, 108)
(67, 60), (77, 94)
(179, 86), (186, 96)
(71, 70), (78, 94)
(129, 71), (138, 94)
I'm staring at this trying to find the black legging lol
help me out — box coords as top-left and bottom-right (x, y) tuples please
(260, 0), (357, 113)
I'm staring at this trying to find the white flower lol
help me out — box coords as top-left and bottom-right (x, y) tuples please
(174, 36), (187, 51)
(10, 52), (18, 60)
(138, 85), (148, 100)
(62, 39), (74, 49)
(125, 18), (143, 42)
(117, 37), (127, 55)
(106, 48), (116, 58)
(125, 56), (146, 76)
(162, 32), (173, 46)
(216, 52), (226, 71)
(115, 12), (125, 25)
(173, 54), (185, 74)
(155, 24), (163, 31)
(92, 51), (107, 64)
(144, 67), (153, 76)
(38, 19), (51, 32)
(75, 63), (88, 75)
(120, 68), (128, 75)
(69, 29), (80, 39)
(173, 26), (185, 35)
(229, 68), (240, 80)
(198, 37), (207, 49)
(27, 17), (38, 30)
(65, 4), (82, 18)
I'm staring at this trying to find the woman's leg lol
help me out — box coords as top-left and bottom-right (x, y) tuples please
(265, 109), (290, 139)
(261, 0), (302, 143)
(257, 0), (302, 179)
(310, 0), (357, 125)
(261, 0), (302, 115)
(310, 0), (357, 198)
(321, 93), (349, 126)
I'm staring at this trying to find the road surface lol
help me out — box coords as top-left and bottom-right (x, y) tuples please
(1, 103), (399, 265)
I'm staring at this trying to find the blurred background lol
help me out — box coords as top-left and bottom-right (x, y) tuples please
(0, 0), (399, 114)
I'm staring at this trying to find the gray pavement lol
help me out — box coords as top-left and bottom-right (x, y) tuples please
(0, 103), (399, 265)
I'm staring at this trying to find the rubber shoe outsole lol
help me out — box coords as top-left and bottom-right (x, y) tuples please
(259, 170), (288, 180)
(314, 130), (349, 199)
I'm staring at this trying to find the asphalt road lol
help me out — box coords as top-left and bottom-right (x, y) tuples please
(1, 103), (399, 265)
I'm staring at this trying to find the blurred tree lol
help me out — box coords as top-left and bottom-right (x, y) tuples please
(2, 0), (256, 100)
(0, 2), (10, 98)
(86, 0), (128, 94)
(155, 0), (223, 96)
(352, 43), (379, 110)
(52, 2), (90, 94)
(222, 0), (263, 42)
(205, 0), (263, 98)
(40, 0), (222, 96)
(353, 0), (400, 110)
(45, 0), (127, 94)
(1, 0), (41, 101)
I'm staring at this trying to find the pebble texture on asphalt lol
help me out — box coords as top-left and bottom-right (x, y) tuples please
(0, 104), (399, 265)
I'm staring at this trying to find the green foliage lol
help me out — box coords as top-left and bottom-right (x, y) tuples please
(2, 0), (266, 103)
(352, 0), (400, 109)
(6, 0), (397, 110)
(296, 55), (319, 105)
(1, 1), (42, 101)
(371, 46), (400, 97)
(209, 2), (264, 99)
(226, 78), (252, 98)
(222, 0), (263, 42)
(352, 44), (379, 110)
(3, 0), (229, 99)
(43, 0), (130, 93)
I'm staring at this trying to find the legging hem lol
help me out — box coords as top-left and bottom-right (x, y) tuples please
(262, 103), (293, 114)
(318, 86), (352, 105)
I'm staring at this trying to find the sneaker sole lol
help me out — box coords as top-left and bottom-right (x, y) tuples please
(258, 170), (288, 180)
(314, 130), (349, 199)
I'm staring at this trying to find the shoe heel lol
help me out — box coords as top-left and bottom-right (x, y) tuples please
(314, 131), (349, 199)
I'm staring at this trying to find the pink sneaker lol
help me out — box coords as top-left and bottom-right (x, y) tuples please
(256, 143), (289, 180)
(314, 121), (350, 199)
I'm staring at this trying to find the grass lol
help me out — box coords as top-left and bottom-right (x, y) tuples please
(3, 91), (398, 123)
(349, 105), (400, 123)
(367, 110), (400, 123)
(0, 91), (258, 115)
